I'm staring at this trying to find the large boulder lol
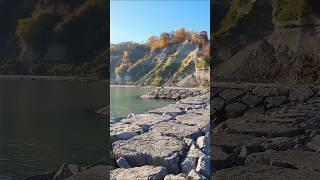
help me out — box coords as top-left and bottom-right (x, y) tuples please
(112, 132), (185, 174)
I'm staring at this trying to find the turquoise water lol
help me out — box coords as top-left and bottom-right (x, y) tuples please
(110, 86), (172, 120)
(0, 80), (107, 179)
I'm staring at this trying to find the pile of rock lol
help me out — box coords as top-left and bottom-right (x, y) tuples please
(111, 90), (210, 179)
(140, 87), (209, 100)
(212, 82), (320, 179)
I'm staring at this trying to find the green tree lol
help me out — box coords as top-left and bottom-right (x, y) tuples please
(16, 7), (59, 50)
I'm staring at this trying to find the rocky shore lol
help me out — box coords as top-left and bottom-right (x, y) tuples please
(23, 87), (209, 180)
(212, 82), (320, 179)
(140, 87), (209, 100)
(110, 88), (210, 179)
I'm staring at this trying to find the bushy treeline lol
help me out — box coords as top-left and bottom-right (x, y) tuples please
(15, 0), (107, 63)
(110, 28), (210, 86)
(146, 28), (209, 53)
(0, 0), (107, 77)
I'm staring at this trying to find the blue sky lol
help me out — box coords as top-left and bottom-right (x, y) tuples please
(111, 0), (210, 43)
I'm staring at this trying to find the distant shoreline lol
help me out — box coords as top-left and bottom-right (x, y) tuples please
(110, 84), (155, 88)
(0, 75), (107, 82)
(110, 84), (205, 90)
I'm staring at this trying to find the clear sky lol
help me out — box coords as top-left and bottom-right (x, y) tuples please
(110, 0), (210, 44)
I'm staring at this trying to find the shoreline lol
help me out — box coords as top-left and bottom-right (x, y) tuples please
(0, 75), (107, 83)
(110, 89), (210, 179)
(22, 87), (209, 179)
(110, 84), (206, 90)
(110, 84), (143, 88)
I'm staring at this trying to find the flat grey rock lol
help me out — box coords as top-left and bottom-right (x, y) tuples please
(110, 123), (143, 143)
(110, 165), (167, 180)
(149, 121), (201, 140)
(120, 113), (172, 130)
(112, 132), (185, 174)
(175, 113), (209, 132)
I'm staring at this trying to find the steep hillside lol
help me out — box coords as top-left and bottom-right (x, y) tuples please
(110, 29), (210, 87)
(214, 0), (320, 84)
(0, 0), (107, 78)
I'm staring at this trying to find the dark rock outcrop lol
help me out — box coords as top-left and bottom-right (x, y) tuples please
(212, 82), (320, 178)
(214, 0), (320, 84)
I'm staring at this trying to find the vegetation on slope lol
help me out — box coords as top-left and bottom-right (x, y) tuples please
(274, 0), (305, 22)
(175, 56), (192, 77)
(196, 59), (208, 69)
(219, 0), (256, 34)
(111, 28), (210, 86)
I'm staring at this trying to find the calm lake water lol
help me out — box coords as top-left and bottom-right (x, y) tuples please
(0, 79), (107, 179)
(110, 86), (172, 120)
